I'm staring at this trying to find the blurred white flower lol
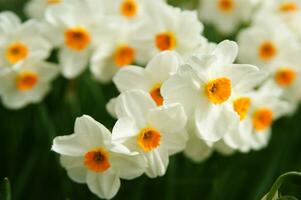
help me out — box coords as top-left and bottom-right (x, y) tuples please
(112, 90), (188, 178)
(0, 59), (58, 109)
(162, 40), (261, 142)
(45, 0), (108, 78)
(52, 115), (146, 199)
(0, 12), (52, 69)
(224, 82), (290, 152)
(237, 18), (299, 68)
(24, 0), (63, 19)
(133, 1), (205, 63)
(199, 0), (258, 34)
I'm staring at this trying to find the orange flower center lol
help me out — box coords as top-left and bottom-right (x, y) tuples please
(137, 128), (161, 152)
(149, 83), (163, 106)
(120, 0), (138, 18)
(155, 32), (176, 51)
(258, 41), (277, 61)
(252, 108), (273, 131)
(279, 2), (298, 12)
(84, 148), (110, 172)
(233, 97), (251, 121)
(16, 71), (39, 91)
(47, 0), (61, 4)
(205, 78), (231, 104)
(275, 68), (296, 87)
(6, 42), (28, 64)
(218, 0), (234, 12)
(114, 45), (135, 67)
(65, 27), (90, 51)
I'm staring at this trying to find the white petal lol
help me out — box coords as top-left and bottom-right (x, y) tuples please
(112, 117), (139, 143)
(60, 155), (86, 183)
(194, 104), (238, 142)
(144, 149), (169, 178)
(115, 90), (156, 127)
(106, 97), (117, 118)
(59, 47), (90, 79)
(184, 133), (212, 163)
(110, 153), (146, 180)
(145, 51), (182, 83)
(147, 103), (187, 133)
(113, 66), (152, 92)
(161, 66), (200, 115)
(212, 40), (238, 65)
(86, 169), (120, 199)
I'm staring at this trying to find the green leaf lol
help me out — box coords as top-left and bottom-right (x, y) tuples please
(0, 178), (11, 200)
(266, 172), (301, 200)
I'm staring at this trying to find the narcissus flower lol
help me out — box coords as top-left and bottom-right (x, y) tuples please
(224, 82), (289, 152)
(45, 0), (107, 78)
(199, 0), (258, 34)
(112, 90), (188, 178)
(52, 115), (146, 199)
(133, 1), (205, 63)
(162, 40), (261, 142)
(0, 59), (58, 109)
(238, 18), (299, 68)
(112, 51), (182, 107)
(0, 12), (51, 69)
(90, 27), (141, 83)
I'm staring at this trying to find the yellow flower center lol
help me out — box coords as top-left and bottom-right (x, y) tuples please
(252, 108), (273, 131)
(47, 0), (61, 4)
(149, 83), (163, 106)
(114, 45), (135, 67)
(6, 42), (29, 64)
(233, 97), (251, 121)
(84, 148), (110, 172)
(258, 41), (277, 61)
(205, 78), (231, 104)
(155, 32), (177, 51)
(279, 2), (298, 12)
(120, 0), (138, 18)
(275, 68), (296, 87)
(218, 0), (234, 12)
(16, 71), (39, 91)
(64, 27), (90, 51)
(137, 127), (161, 152)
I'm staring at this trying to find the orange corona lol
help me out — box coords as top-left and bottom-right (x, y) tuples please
(84, 148), (110, 172)
(252, 108), (273, 131)
(16, 71), (39, 91)
(149, 84), (163, 106)
(218, 0), (234, 12)
(137, 128), (161, 152)
(258, 41), (277, 61)
(205, 78), (231, 104)
(120, 0), (138, 17)
(275, 68), (296, 87)
(6, 42), (28, 64)
(233, 97), (251, 121)
(155, 32), (176, 51)
(114, 45), (135, 67)
(65, 27), (90, 51)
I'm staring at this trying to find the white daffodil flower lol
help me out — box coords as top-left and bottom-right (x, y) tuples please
(199, 0), (258, 34)
(90, 26), (145, 83)
(132, 1), (205, 64)
(112, 90), (188, 178)
(52, 115), (146, 199)
(255, 0), (301, 41)
(237, 18), (300, 68)
(162, 40), (261, 142)
(0, 59), (58, 109)
(0, 12), (52, 69)
(224, 82), (290, 152)
(24, 0), (63, 19)
(106, 51), (182, 117)
(45, 0), (108, 78)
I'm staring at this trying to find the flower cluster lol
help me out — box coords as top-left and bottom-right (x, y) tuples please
(1, 0), (301, 199)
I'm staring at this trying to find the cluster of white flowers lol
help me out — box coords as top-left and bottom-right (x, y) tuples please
(1, 0), (301, 199)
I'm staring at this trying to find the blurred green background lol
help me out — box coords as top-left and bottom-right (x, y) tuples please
(0, 0), (301, 199)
